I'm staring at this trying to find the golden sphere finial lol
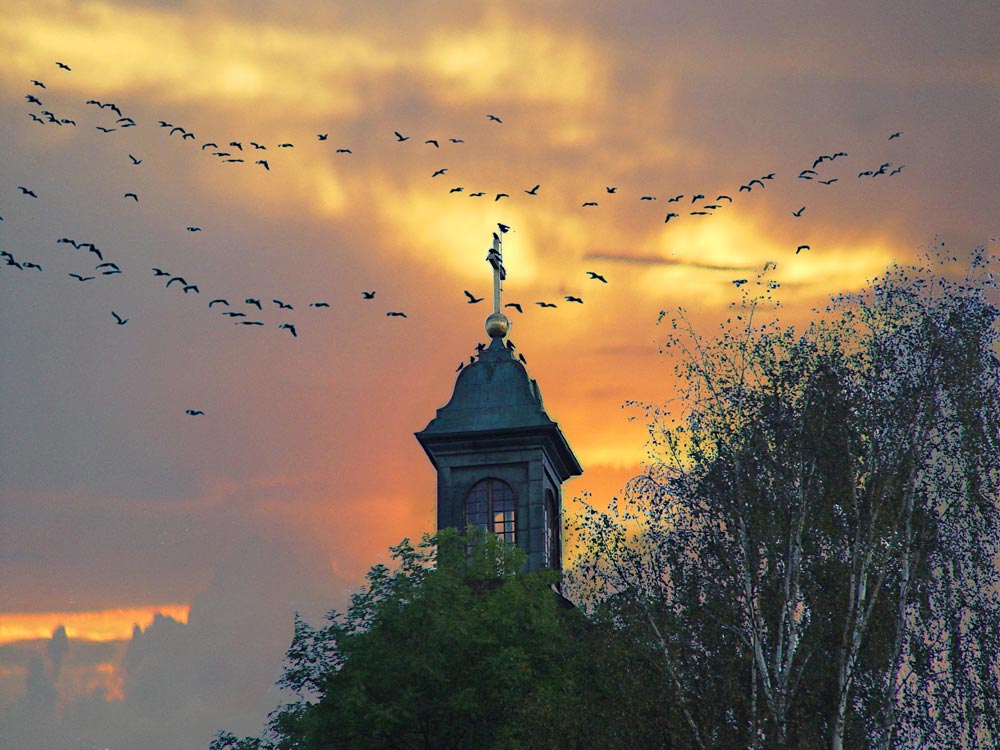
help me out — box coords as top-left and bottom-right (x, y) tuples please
(485, 312), (511, 338)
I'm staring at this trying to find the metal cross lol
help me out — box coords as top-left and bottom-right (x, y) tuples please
(486, 233), (506, 314)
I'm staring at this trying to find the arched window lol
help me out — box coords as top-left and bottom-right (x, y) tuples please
(465, 478), (516, 544)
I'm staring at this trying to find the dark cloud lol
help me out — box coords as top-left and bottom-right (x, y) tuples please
(584, 251), (756, 272)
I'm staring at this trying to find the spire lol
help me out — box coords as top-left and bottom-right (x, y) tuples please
(485, 226), (511, 339)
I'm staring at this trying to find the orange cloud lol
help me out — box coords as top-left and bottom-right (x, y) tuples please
(0, 606), (189, 645)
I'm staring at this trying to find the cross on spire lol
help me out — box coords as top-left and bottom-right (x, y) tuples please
(486, 231), (507, 315)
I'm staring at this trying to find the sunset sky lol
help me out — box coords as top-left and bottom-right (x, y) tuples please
(1, 1), (998, 747)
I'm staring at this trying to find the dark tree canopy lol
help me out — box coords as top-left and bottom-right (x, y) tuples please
(571, 248), (1000, 750)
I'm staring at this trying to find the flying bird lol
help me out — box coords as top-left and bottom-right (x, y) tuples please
(641, 195), (655, 201)
(201, 142), (219, 150)
(818, 178), (838, 185)
(667, 194), (683, 202)
(152, 267), (170, 276)
(796, 244), (810, 254)
(525, 185), (540, 195)
(792, 206), (805, 217)
(335, 149), (351, 154)
(18, 186), (37, 198)
(309, 301), (331, 308)
(497, 223), (511, 233)
(279, 323), (297, 337)
(505, 302), (523, 313)
(717, 195), (733, 202)
(664, 212), (679, 223)
(890, 165), (905, 176)
(393, 131), (409, 142)
(208, 298), (229, 307)
(495, 193), (509, 201)
(606, 187), (618, 194)
(229, 142), (243, 150)
(273, 299), (293, 310)
(124, 192), (138, 201)
(449, 138), (464, 143)
(536, 301), (557, 308)
(362, 290), (376, 299)
(186, 226), (201, 232)
(582, 201), (598, 207)
(691, 193), (705, 203)
(250, 142), (266, 149)
(317, 133), (329, 140)
(386, 311), (407, 317)
(222, 311), (246, 318)
(888, 131), (902, 140)
(431, 168), (448, 177)
(185, 409), (205, 416)
(96, 126), (116, 133)
(586, 271), (608, 283)
(469, 192), (485, 197)
(255, 160), (269, 170)
(245, 298), (263, 309)
(182, 284), (200, 294)
(111, 311), (128, 325)
(55, 61), (71, 70)
(449, 187), (464, 193)
(277, 143), (294, 148)
(425, 139), (439, 148)
(129, 154), (142, 165)
(30, 79), (45, 88)
(25, 94), (42, 105)
(237, 320), (264, 326)
(486, 114), (503, 123)
(565, 296), (583, 303)
(464, 290), (484, 304)
(68, 273), (94, 281)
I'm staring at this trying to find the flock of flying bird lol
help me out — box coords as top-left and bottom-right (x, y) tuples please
(3, 61), (908, 415)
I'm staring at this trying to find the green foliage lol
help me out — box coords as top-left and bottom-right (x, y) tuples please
(571, 247), (1000, 750)
(213, 529), (594, 750)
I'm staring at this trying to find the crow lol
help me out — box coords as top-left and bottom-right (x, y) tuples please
(464, 290), (484, 304)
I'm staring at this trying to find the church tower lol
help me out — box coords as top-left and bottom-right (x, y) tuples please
(415, 231), (582, 573)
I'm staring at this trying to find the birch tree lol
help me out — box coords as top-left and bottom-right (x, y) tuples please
(572, 248), (1000, 750)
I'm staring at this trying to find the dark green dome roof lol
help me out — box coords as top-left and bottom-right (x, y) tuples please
(420, 337), (554, 434)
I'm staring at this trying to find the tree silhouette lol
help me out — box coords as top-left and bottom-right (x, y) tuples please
(572, 246), (1000, 750)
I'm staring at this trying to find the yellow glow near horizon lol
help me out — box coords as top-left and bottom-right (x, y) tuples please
(0, 605), (190, 644)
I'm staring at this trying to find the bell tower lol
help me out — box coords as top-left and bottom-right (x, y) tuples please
(415, 230), (582, 572)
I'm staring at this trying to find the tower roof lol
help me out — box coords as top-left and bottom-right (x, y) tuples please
(416, 337), (582, 480)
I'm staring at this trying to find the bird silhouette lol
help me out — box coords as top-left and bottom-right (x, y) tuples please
(208, 299), (229, 307)
(279, 323), (297, 337)
(386, 311), (407, 317)
(641, 195), (655, 201)
(486, 114), (503, 123)
(30, 79), (45, 88)
(582, 201), (598, 207)
(309, 301), (331, 308)
(431, 168), (448, 177)
(165, 276), (186, 288)
(151, 267), (170, 277)
(565, 296), (584, 303)
(667, 194), (683, 202)
(536, 301), (557, 308)
(469, 192), (485, 197)
(464, 290), (484, 304)
(129, 154), (142, 165)
(124, 192), (138, 201)
(222, 311), (247, 318)
(691, 193), (705, 203)
(888, 131), (902, 140)
(732, 279), (748, 287)
(186, 226), (201, 232)
(185, 409), (205, 415)
(762, 173), (775, 180)
(55, 61), (71, 70)
(449, 187), (464, 193)
(497, 223), (511, 233)
(18, 186), (38, 198)
(664, 212), (679, 223)
(586, 271), (608, 283)
(796, 244), (810, 254)
(111, 311), (128, 325)
(336, 149), (352, 154)
(495, 193), (509, 201)
(277, 143), (293, 148)
(818, 178), (838, 185)
(69, 273), (94, 281)
(362, 291), (376, 299)
(425, 139), (439, 147)
(393, 131), (409, 142)
(606, 186), (618, 194)
(251, 142), (266, 149)
(505, 302), (523, 313)
(525, 185), (540, 195)
(255, 160), (269, 170)
(182, 284), (200, 294)
(25, 94), (42, 105)
(273, 299), (293, 310)
(717, 195), (733, 202)
(449, 138), (464, 143)
(245, 298), (262, 309)
(317, 133), (329, 140)
(237, 320), (264, 326)
(889, 165), (905, 175)
(201, 142), (219, 150)
(792, 206), (805, 217)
